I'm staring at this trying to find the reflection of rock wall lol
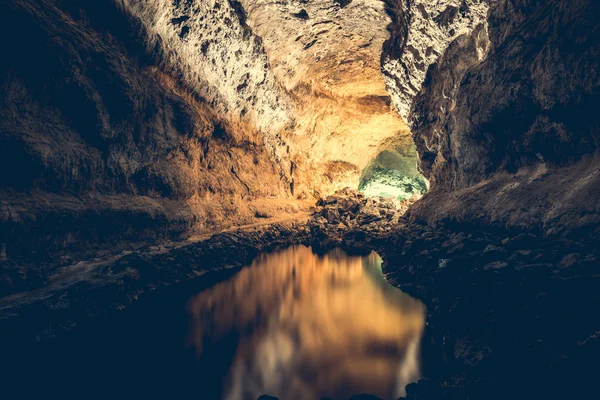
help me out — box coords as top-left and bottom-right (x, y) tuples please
(187, 246), (425, 400)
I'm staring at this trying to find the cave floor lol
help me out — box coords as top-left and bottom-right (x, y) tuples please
(1, 196), (599, 399)
(0, 199), (313, 309)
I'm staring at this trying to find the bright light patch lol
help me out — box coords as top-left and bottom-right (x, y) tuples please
(359, 168), (427, 200)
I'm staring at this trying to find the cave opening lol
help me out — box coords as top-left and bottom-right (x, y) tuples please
(358, 142), (428, 201)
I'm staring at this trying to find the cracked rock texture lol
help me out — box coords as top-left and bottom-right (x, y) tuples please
(120, 0), (293, 142)
(0, 0), (298, 292)
(240, 0), (414, 194)
(382, 0), (490, 121)
(383, 0), (600, 233)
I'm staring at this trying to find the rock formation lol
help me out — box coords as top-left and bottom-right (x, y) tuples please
(382, 0), (600, 234)
(0, 0), (301, 279)
(382, 0), (490, 121)
(0, 0), (425, 279)
(240, 0), (414, 194)
(1, 1), (600, 398)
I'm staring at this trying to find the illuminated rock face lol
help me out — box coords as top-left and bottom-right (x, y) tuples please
(187, 246), (426, 400)
(120, 0), (293, 150)
(384, 0), (600, 232)
(382, 0), (490, 122)
(119, 0), (419, 196)
(0, 0), (295, 273)
(239, 0), (414, 196)
(2, 0), (599, 269)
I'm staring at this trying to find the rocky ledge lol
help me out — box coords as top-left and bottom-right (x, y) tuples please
(0, 220), (310, 346)
(309, 188), (419, 252)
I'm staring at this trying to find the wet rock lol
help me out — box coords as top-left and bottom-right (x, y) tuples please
(482, 261), (508, 271)
(559, 253), (580, 269)
(483, 244), (500, 253)
(501, 233), (538, 249)
(255, 210), (271, 218)
(453, 337), (492, 367)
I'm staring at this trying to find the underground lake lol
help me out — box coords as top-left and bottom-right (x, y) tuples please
(3, 246), (425, 400)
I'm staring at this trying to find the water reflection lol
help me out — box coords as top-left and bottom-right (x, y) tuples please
(187, 246), (425, 400)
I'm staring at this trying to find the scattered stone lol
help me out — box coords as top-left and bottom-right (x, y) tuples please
(484, 244), (499, 253)
(255, 210), (271, 218)
(483, 261), (508, 271)
(559, 253), (580, 268)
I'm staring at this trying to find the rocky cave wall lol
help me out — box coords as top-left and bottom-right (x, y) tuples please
(2, 0), (600, 276)
(382, 0), (600, 234)
(1, 0), (429, 271)
(0, 0), (297, 269)
(116, 0), (423, 197)
(234, 0), (419, 195)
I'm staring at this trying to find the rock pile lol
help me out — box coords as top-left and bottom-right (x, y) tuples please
(312, 188), (405, 230)
(308, 188), (419, 253)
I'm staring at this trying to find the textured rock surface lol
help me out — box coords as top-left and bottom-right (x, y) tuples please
(309, 188), (420, 253)
(1, 2), (600, 399)
(120, 0), (293, 143)
(241, 0), (415, 194)
(0, 0), (432, 288)
(0, 0), (304, 286)
(412, 0), (600, 189)
(382, 0), (490, 121)
(383, 0), (600, 233)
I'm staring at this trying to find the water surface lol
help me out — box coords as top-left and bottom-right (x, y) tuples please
(5, 246), (425, 400)
(188, 245), (426, 400)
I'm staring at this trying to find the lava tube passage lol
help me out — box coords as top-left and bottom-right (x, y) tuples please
(358, 143), (428, 201)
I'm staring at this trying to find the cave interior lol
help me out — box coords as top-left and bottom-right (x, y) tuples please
(1, 0), (600, 399)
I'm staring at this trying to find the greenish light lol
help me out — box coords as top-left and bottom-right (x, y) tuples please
(358, 168), (427, 200)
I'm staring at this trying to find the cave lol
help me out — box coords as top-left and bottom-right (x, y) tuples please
(2, 1), (600, 399)
(358, 144), (428, 201)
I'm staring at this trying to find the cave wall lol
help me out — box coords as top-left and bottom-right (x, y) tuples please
(118, 0), (294, 157)
(238, 0), (415, 196)
(382, 0), (490, 122)
(383, 0), (600, 234)
(1, 0), (425, 278)
(0, 0), (295, 275)
(3, 0), (600, 283)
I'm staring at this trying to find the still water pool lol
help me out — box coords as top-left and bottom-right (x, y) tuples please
(7, 246), (425, 400)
